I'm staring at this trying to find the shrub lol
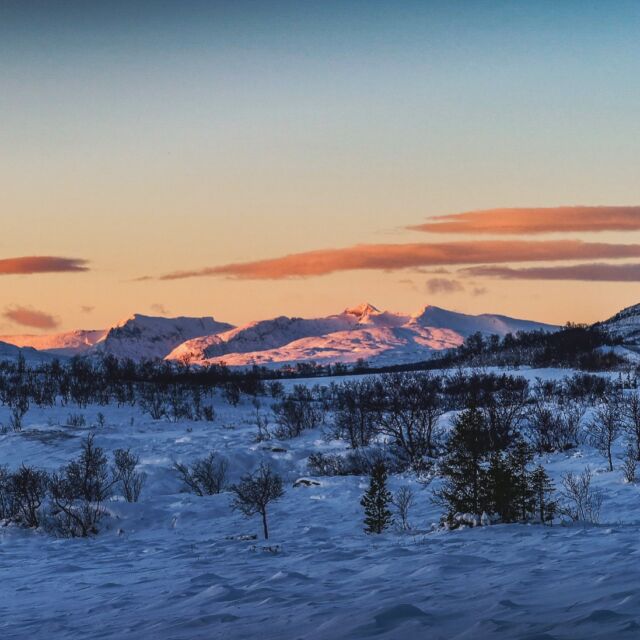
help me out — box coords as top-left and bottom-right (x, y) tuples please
(113, 449), (146, 502)
(174, 452), (228, 496)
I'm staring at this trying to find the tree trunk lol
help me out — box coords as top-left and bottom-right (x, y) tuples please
(262, 510), (269, 539)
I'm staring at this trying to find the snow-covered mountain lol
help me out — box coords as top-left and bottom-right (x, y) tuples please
(91, 314), (234, 361)
(598, 303), (640, 348)
(0, 340), (58, 363)
(0, 329), (107, 357)
(166, 303), (558, 368)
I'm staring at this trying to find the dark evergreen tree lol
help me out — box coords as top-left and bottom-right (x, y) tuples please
(484, 452), (518, 522)
(434, 407), (490, 522)
(507, 439), (535, 521)
(530, 465), (556, 524)
(361, 460), (393, 534)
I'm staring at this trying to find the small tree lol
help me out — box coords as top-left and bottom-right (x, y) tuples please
(586, 399), (622, 471)
(361, 460), (393, 534)
(484, 452), (519, 523)
(434, 407), (490, 522)
(392, 486), (414, 531)
(113, 449), (146, 502)
(507, 439), (535, 521)
(530, 465), (556, 524)
(230, 463), (284, 539)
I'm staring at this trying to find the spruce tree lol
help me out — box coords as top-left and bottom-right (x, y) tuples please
(507, 438), (535, 521)
(530, 465), (556, 525)
(484, 452), (518, 522)
(361, 460), (393, 534)
(434, 407), (490, 522)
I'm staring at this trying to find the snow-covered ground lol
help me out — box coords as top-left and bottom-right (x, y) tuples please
(2, 368), (640, 639)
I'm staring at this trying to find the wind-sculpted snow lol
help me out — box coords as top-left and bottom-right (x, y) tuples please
(1, 368), (640, 639)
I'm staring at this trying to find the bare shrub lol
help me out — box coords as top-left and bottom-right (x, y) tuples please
(11, 465), (48, 528)
(113, 449), (146, 502)
(559, 467), (604, 524)
(272, 386), (321, 439)
(47, 472), (104, 537)
(392, 486), (415, 531)
(65, 434), (114, 502)
(174, 452), (228, 496)
(622, 445), (637, 483)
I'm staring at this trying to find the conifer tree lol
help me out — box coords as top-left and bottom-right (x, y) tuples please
(434, 407), (490, 521)
(507, 439), (535, 521)
(484, 452), (518, 522)
(530, 465), (556, 524)
(361, 460), (393, 534)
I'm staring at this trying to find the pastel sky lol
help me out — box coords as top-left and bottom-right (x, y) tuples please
(2, 1), (640, 332)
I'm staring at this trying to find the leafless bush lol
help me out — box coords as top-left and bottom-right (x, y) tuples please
(113, 448), (146, 502)
(559, 467), (604, 524)
(272, 386), (321, 439)
(47, 472), (104, 537)
(65, 434), (114, 502)
(11, 465), (48, 528)
(392, 486), (415, 531)
(174, 452), (228, 496)
(66, 413), (86, 427)
(0, 465), (16, 520)
(622, 445), (637, 483)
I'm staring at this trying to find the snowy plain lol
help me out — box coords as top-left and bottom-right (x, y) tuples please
(2, 368), (640, 639)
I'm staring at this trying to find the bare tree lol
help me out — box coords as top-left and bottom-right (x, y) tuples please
(378, 373), (443, 466)
(586, 398), (622, 471)
(174, 452), (228, 496)
(624, 392), (640, 460)
(230, 463), (284, 539)
(392, 486), (415, 531)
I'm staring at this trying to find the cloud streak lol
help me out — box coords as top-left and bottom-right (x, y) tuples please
(0, 256), (88, 275)
(410, 206), (640, 235)
(3, 307), (59, 330)
(157, 240), (640, 280)
(463, 263), (640, 282)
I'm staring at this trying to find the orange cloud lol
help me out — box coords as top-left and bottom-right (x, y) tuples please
(3, 306), (59, 330)
(410, 206), (640, 235)
(463, 263), (640, 281)
(158, 240), (640, 280)
(0, 256), (88, 275)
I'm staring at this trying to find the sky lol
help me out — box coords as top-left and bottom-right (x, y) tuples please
(2, 0), (640, 333)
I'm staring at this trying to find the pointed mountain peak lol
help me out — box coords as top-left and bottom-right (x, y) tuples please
(344, 303), (380, 318)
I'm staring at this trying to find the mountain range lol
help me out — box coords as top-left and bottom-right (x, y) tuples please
(0, 303), (559, 367)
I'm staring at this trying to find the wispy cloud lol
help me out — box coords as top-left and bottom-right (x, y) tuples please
(425, 277), (464, 294)
(3, 306), (59, 330)
(156, 240), (640, 280)
(409, 206), (640, 235)
(463, 262), (640, 282)
(0, 256), (88, 275)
